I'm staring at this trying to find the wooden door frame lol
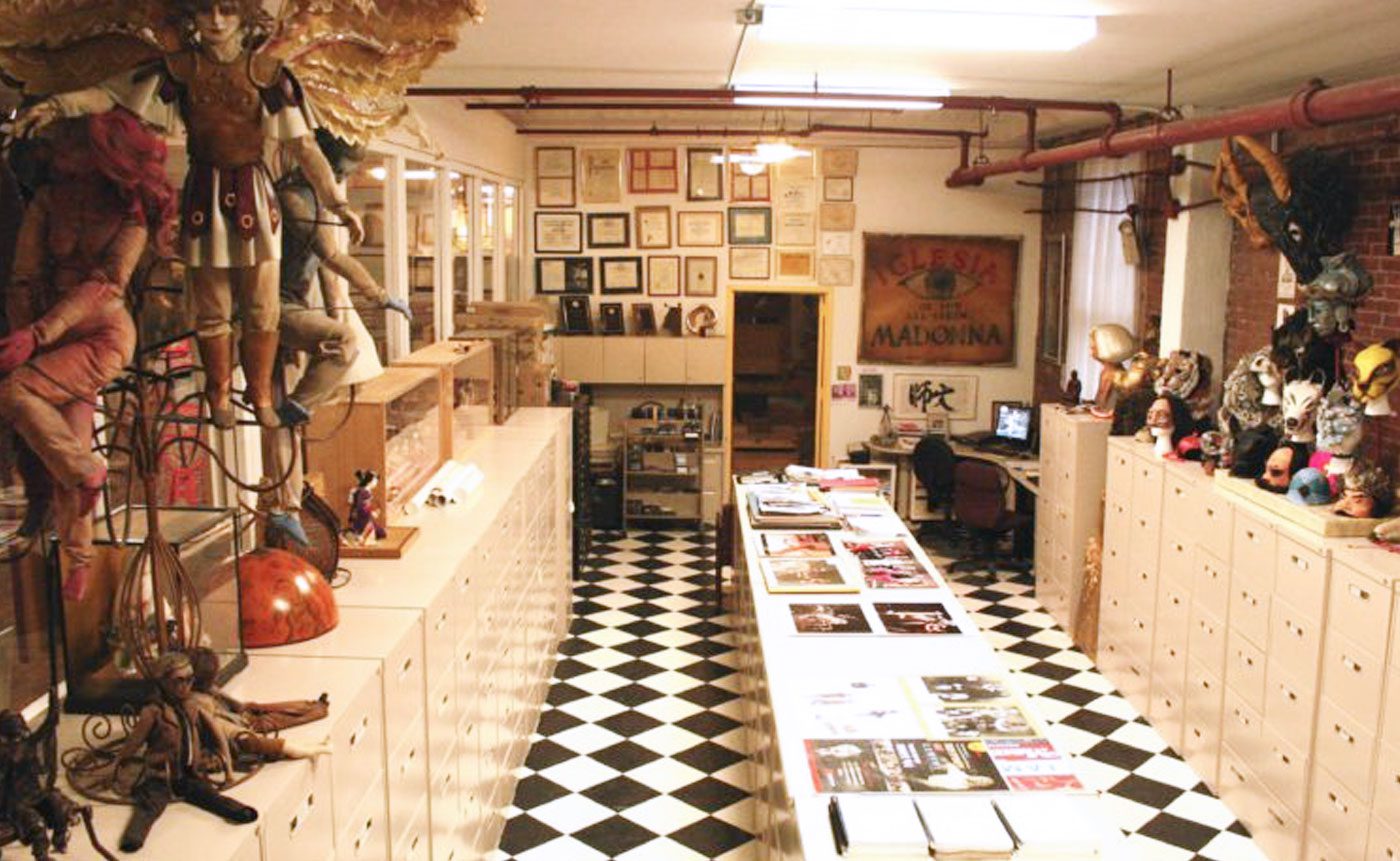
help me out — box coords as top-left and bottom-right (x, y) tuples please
(723, 283), (834, 486)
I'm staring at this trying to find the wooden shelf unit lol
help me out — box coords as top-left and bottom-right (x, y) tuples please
(623, 417), (705, 525)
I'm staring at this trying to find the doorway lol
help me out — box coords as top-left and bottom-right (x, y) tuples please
(726, 288), (830, 475)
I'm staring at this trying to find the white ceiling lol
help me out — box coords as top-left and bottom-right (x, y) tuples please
(421, 0), (1400, 141)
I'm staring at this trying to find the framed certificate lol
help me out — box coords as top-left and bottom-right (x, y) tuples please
(729, 152), (771, 201)
(635, 205), (672, 248)
(728, 206), (772, 245)
(777, 250), (814, 279)
(775, 211), (816, 246)
(535, 147), (575, 208)
(647, 255), (682, 296)
(580, 148), (622, 203)
(684, 256), (718, 296)
(776, 177), (816, 212)
(819, 202), (857, 232)
(687, 147), (724, 201)
(627, 147), (678, 193)
(535, 256), (593, 294)
(586, 212), (630, 248)
(677, 211), (724, 247)
(817, 255), (855, 287)
(820, 231), (853, 255)
(729, 247), (771, 279)
(821, 147), (859, 177)
(823, 176), (854, 202)
(534, 212), (583, 253)
(600, 256), (644, 293)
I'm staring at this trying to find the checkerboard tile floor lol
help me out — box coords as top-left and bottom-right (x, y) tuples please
(492, 529), (1269, 860)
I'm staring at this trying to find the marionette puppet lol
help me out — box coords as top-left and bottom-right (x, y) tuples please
(0, 112), (176, 601)
(0, 708), (78, 861)
(345, 469), (387, 545)
(5, 0), (487, 430)
(187, 647), (330, 764)
(1088, 323), (1137, 418)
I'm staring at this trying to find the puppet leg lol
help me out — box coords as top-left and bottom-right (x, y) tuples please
(52, 399), (97, 601)
(237, 262), (282, 429)
(120, 779), (173, 853)
(259, 426), (307, 545)
(278, 303), (357, 426)
(15, 437), (52, 538)
(0, 360), (104, 495)
(193, 267), (236, 429)
(173, 775), (258, 825)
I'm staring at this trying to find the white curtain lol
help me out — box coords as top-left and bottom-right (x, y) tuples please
(1063, 157), (1139, 389)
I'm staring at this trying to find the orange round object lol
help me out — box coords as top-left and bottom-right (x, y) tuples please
(238, 548), (339, 648)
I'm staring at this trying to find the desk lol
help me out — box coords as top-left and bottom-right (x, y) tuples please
(865, 438), (1039, 520)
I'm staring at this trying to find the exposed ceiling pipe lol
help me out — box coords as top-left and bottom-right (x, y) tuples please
(514, 123), (984, 141)
(945, 75), (1400, 187)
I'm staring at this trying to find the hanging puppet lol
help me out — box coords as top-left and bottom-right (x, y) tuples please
(3, 0), (487, 430)
(0, 112), (176, 601)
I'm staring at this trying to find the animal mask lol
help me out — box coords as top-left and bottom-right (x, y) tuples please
(1352, 340), (1400, 406)
(1156, 350), (1214, 422)
(1220, 350), (1281, 435)
(1300, 252), (1372, 337)
(1281, 378), (1324, 442)
(1315, 386), (1364, 457)
(1272, 308), (1338, 389)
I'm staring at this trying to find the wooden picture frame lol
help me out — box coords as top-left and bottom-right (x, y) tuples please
(586, 212), (630, 249)
(559, 295), (593, 334)
(729, 152), (772, 201)
(821, 147), (859, 177)
(647, 255), (682, 296)
(728, 206), (772, 245)
(580, 148), (622, 204)
(858, 373), (884, 409)
(823, 176), (854, 202)
(684, 256), (718, 296)
(776, 249), (815, 279)
(776, 177), (816, 212)
(635, 205), (672, 249)
(820, 231), (853, 256)
(535, 256), (593, 294)
(599, 302), (626, 335)
(1039, 234), (1069, 362)
(729, 246), (771, 280)
(600, 256), (644, 294)
(633, 302), (658, 334)
(819, 202), (857, 232)
(534, 211), (583, 253)
(687, 147), (724, 201)
(817, 256), (855, 287)
(775, 211), (816, 246)
(535, 147), (576, 208)
(892, 373), (978, 420)
(676, 210), (724, 247)
(627, 147), (678, 193)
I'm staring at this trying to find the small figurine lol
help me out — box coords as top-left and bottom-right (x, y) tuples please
(0, 112), (176, 601)
(1155, 350), (1213, 427)
(0, 707), (81, 861)
(187, 648), (330, 762)
(1144, 395), (1190, 460)
(345, 469), (387, 545)
(1334, 464), (1395, 519)
(1352, 339), (1399, 417)
(1199, 431), (1228, 476)
(1299, 252), (1372, 336)
(1280, 378), (1324, 444)
(1311, 386), (1364, 480)
(1061, 369), (1082, 406)
(1087, 323), (1136, 418)
(114, 653), (258, 853)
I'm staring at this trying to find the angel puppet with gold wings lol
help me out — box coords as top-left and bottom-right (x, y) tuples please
(3, 0), (484, 429)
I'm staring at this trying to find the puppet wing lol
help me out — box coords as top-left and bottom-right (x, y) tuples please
(264, 0), (486, 147)
(0, 0), (173, 97)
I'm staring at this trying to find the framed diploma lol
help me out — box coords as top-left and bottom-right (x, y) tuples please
(729, 152), (771, 201)
(818, 256), (855, 287)
(580, 148), (622, 203)
(777, 250), (815, 279)
(635, 205), (672, 249)
(677, 211), (724, 247)
(776, 177), (816, 212)
(534, 212), (583, 253)
(729, 247), (771, 279)
(535, 147), (576, 208)
(684, 256), (718, 296)
(600, 256), (644, 293)
(820, 231), (853, 255)
(627, 147), (678, 193)
(819, 202), (857, 232)
(586, 212), (630, 248)
(775, 211), (816, 246)
(647, 255), (682, 296)
(687, 147), (724, 201)
(728, 206), (772, 245)
(821, 147), (859, 177)
(535, 256), (593, 294)
(823, 176), (854, 202)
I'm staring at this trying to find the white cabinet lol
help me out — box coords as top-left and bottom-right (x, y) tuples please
(1036, 406), (1110, 638)
(557, 335), (728, 385)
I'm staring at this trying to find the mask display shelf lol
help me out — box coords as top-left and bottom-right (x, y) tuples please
(1211, 472), (1383, 537)
(391, 339), (496, 455)
(304, 365), (447, 558)
(64, 505), (251, 713)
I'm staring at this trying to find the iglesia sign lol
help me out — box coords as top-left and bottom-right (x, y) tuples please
(859, 233), (1020, 365)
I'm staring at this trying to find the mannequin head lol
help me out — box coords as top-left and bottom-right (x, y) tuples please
(1257, 446), (1304, 492)
(1334, 464), (1394, 519)
(1089, 324), (1135, 365)
(1352, 340), (1399, 414)
(1315, 385), (1364, 457)
(1281, 378), (1324, 442)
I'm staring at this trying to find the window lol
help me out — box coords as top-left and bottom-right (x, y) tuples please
(480, 180), (497, 302)
(346, 152), (389, 364)
(452, 171), (472, 329)
(406, 159), (439, 351)
(503, 183), (520, 301)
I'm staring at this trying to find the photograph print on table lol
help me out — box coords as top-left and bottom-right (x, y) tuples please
(873, 602), (962, 635)
(789, 602), (873, 634)
(761, 558), (856, 594)
(762, 531), (836, 558)
(862, 559), (941, 590)
(983, 738), (1083, 791)
(893, 739), (1007, 792)
(797, 679), (926, 739)
(932, 703), (1039, 740)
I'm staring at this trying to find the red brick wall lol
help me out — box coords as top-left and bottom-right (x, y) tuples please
(1222, 118), (1400, 472)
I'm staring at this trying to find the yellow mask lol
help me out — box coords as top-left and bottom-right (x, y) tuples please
(1352, 341), (1399, 403)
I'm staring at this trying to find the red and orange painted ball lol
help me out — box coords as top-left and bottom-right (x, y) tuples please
(238, 548), (338, 648)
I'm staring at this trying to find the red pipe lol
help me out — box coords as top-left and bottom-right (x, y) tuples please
(945, 75), (1400, 187)
(514, 124), (983, 140)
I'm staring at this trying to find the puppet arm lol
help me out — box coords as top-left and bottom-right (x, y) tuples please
(30, 221), (146, 349)
(13, 89), (116, 137)
(290, 136), (363, 245)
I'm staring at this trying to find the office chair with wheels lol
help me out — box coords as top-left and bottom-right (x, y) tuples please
(947, 459), (1032, 576)
(911, 435), (959, 544)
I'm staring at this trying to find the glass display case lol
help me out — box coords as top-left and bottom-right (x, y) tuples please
(348, 152), (390, 364)
(392, 340), (495, 453)
(451, 172), (473, 330)
(304, 366), (447, 557)
(406, 159), (439, 351)
(64, 506), (250, 713)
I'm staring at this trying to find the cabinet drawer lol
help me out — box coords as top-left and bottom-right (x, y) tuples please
(1120, 650), (1152, 717)
(1124, 609), (1154, 666)
(1388, 666), (1400, 757)
(1232, 510), (1276, 590)
(1315, 696), (1377, 801)
(1126, 558), (1159, 619)
(1270, 599), (1323, 697)
(1277, 534), (1328, 612)
(386, 617), (428, 753)
(393, 799), (429, 861)
(431, 747), (463, 861)
(425, 588), (456, 696)
(1258, 726), (1309, 818)
(341, 777), (391, 861)
(1310, 766), (1370, 861)
(1188, 603), (1227, 677)
(266, 759), (335, 861)
(1163, 472), (1195, 512)
(1130, 456), (1164, 521)
(1159, 531), (1194, 589)
(1107, 444), (1135, 495)
(1368, 816), (1400, 861)
(331, 667), (387, 836)
(427, 673), (457, 772)
(1149, 685), (1185, 751)
(1199, 492), (1233, 562)
(1229, 578), (1271, 650)
(1306, 830), (1346, 861)
(1222, 689), (1265, 765)
(1225, 631), (1267, 714)
(1128, 511), (1162, 573)
(388, 734), (429, 848)
(1151, 631), (1189, 703)
(1264, 664), (1316, 749)
(1374, 744), (1400, 834)
(1219, 747), (1303, 861)
(1182, 708), (1221, 788)
(1321, 631), (1385, 730)
(1192, 549), (1231, 620)
(1328, 562), (1390, 661)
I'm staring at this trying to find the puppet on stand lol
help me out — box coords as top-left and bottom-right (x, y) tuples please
(0, 708), (75, 861)
(1088, 324), (1137, 418)
(1310, 386), (1364, 482)
(0, 112), (175, 601)
(1144, 394), (1191, 461)
(345, 469), (386, 545)
(1352, 340), (1398, 417)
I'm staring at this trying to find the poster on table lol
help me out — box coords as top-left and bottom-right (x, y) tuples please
(859, 234), (1020, 365)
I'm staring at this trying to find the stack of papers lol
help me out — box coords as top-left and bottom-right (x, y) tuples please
(830, 796), (930, 859)
(746, 484), (842, 529)
(993, 795), (1101, 859)
(916, 797), (1013, 859)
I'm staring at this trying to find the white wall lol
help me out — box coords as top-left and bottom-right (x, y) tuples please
(395, 99), (526, 180)
(828, 147), (1042, 460)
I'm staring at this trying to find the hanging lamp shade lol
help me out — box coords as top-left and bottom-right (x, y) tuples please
(238, 548), (339, 648)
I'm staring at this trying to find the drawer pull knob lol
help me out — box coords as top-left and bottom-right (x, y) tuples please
(289, 814), (299, 834)
(1348, 584), (1370, 601)
(1327, 792), (1348, 813)
(400, 656), (415, 677)
(1340, 655), (1362, 673)
(1282, 687), (1297, 702)
(1228, 765), (1244, 782)
(1266, 808), (1285, 827)
(1334, 724), (1354, 744)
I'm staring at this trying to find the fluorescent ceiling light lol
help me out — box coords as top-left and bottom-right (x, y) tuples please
(733, 94), (944, 110)
(758, 2), (1097, 51)
(367, 166), (438, 181)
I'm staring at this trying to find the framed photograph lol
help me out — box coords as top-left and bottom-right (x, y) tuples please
(858, 373), (884, 408)
(535, 256), (592, 294)
(600, 256), (644, 293)
(534, 212), (583, 253)
(535, 146), (576, 208)
(684, 256), (718, 296)
(776, 177), (816, 212)
(777, 152), (814, 179)
(729, 152), (771, 201)
(635, 205), (672, 249)
(627, 147), (678, 193)
(729, 247), (771, 280)
(1039, 234), (1068, 362)
(823, 176), (854, 202)
(777, 250), (815, 279)
(559, 295), (592, 334)
(861, 234), (1020, 365)
(892, 373), (978, 420)
(728, 206), (773, 245)
(647, 255), (682, 296)
(776, 211), (816, 246)
(586, 212), (630, 249)
(677, 210), (724, 247)
(819, 202), (857, 232)
(687, 147), (724, 201)
(817, 256), (855, 287)
(599, 302), (626, 335)
(821, 147), (859, 177)
(820, 231), (853, 255)
(633, 303), (658, 334)
(580, 148), (622, 203)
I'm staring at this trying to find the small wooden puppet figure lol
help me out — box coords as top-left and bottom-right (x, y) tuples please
(0, 708), (78, 861)
(14, 0), (365, 430)
(346, 469), (387, 545)
(0, 112), (176, 601)
(186, 647), (330, 763)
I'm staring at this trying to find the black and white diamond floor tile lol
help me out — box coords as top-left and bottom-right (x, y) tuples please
(493, 529), (1268, 860)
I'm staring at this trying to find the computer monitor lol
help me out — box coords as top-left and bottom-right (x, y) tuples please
(994, 403), (1033, 443)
